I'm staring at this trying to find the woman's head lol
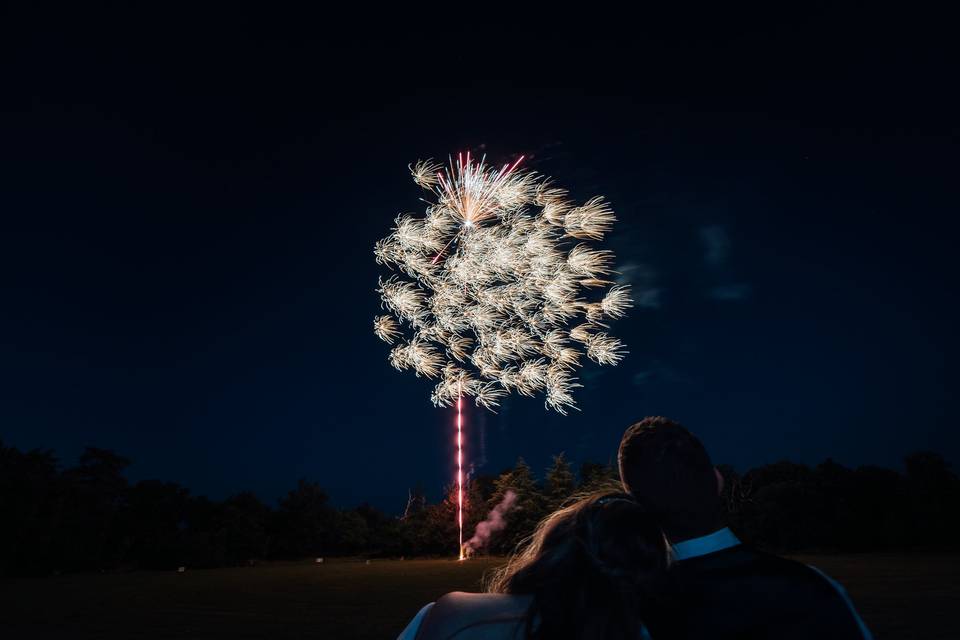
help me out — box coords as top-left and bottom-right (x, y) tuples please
(487, 490), (669, 640)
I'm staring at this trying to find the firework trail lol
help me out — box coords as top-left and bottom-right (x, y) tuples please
(374, 152), (631, 557)
(374, 152), (631, 414)
(457, 389), (464, 560)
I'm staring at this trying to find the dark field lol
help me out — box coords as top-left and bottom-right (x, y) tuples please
(2, 555), (957, 639)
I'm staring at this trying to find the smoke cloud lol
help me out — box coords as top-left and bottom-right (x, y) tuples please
(464, 490), (517, 554)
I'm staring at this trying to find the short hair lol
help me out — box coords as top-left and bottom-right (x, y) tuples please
(617, 416), (721, 540)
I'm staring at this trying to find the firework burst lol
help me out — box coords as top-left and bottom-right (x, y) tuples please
(374, 152), (630, 415)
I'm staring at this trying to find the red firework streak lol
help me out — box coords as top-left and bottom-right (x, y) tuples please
(457, 391), (465, 560)
(432, 152), (525, 560)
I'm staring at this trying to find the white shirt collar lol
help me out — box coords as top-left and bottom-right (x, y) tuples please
(670, 527), (740, 561)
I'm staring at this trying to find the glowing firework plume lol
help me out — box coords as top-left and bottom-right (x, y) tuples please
(374, 152), (631, 414)
(375, 152), (631, 557)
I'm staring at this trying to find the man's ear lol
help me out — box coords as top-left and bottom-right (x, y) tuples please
(715, 467), (724, 495)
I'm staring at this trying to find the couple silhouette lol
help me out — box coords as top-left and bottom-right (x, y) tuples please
(399, 416), (872, 640)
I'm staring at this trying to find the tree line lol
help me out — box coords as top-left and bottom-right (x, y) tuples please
(1, 440), (958, 577)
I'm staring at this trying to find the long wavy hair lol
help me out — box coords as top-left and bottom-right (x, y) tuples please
(486, 490), (669, 640)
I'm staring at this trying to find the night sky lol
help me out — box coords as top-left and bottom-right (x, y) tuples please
(3, 10), (956, 511)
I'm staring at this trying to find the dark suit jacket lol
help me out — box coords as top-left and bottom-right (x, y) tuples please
(643, 544), (871, 640)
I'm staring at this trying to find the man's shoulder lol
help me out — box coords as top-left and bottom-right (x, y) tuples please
(674, 545), (849, 600)
(659, 547), (870, 638)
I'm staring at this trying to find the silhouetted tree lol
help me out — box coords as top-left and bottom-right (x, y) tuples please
(121, 480), (189, 569)
(333, 509), (370, 554)
(3, 440), (959, 574)
(545, 453), (575, 510)
(402, 485), (426, 520)
(717, 464), (752, 517)
(53, 448), (130, 571)
(271, 480), (336, 558)
(904, 452), (960, 546)
(216, 492), (270, 565)
(353, 503), (402, 556)
(0, 442), (60, 576)
(578, 460), (619, 492)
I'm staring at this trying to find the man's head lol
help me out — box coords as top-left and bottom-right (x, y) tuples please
(618, 416), (723, 542)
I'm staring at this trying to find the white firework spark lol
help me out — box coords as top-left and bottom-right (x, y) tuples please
(373, 315), (401, 344)
(375, 152), (631, 414)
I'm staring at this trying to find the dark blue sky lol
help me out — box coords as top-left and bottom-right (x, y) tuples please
(2, 11), (956, 511)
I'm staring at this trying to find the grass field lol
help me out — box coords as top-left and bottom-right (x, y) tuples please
(2, 555), (957, 639)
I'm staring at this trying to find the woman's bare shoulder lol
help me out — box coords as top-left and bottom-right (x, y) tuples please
(417, 592), (532, 640)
